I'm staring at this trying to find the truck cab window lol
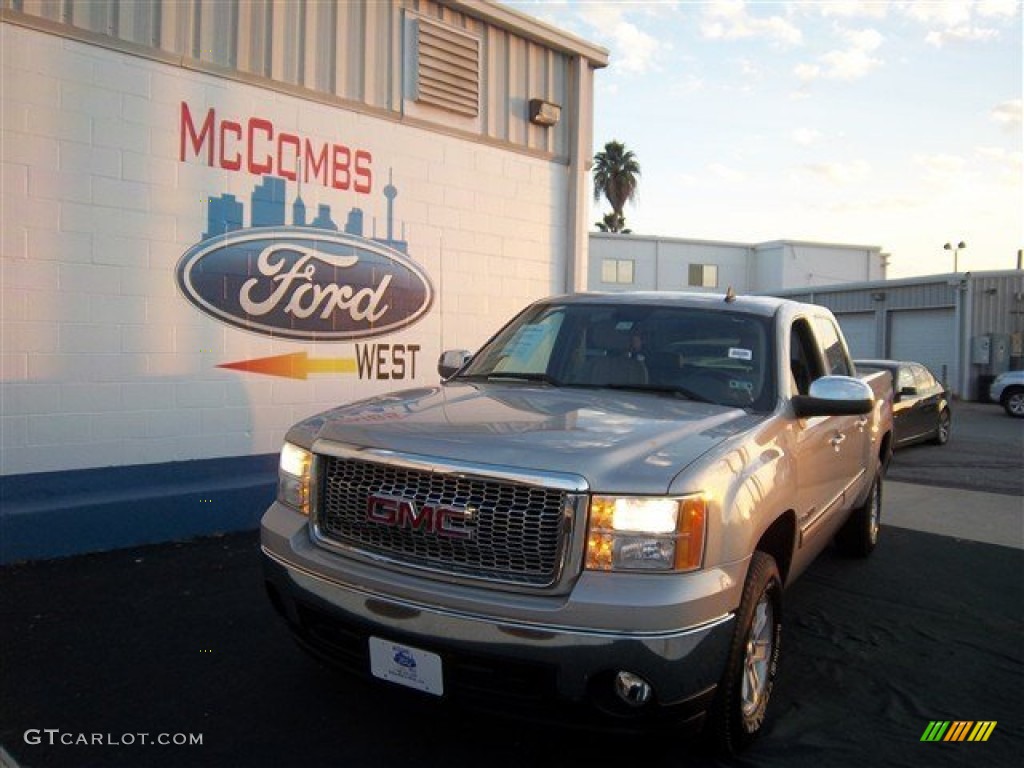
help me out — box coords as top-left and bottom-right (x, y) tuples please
(814, 317), (852, 377)
(790, 319), (824, 395)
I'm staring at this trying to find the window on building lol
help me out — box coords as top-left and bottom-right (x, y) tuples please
(688, 264), (718, 288)
(602, 259), (634, 284)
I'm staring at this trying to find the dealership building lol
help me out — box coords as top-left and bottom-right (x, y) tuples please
(589, 232), (887, 293)
(3, 1), (1021, 565)
(589, 233), (1024, 400)
(0, 0), (608, 561)
(774, 270), (1024, 402)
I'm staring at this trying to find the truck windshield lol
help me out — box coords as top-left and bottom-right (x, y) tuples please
(457, 303), (776, 411)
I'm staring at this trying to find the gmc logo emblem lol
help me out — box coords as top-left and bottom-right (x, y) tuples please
(366, 495), (475, 540)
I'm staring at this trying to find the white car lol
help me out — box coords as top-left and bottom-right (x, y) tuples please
(990, 370), (1024, 418)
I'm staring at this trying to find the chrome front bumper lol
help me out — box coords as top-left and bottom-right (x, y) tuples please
(261, 502), (741, 713)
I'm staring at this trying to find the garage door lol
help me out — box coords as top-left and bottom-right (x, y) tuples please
(837, 313), (878, 359)
(888, 308), (956, 386)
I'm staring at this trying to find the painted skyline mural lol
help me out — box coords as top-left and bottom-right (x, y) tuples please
(202, 172), (408, 255)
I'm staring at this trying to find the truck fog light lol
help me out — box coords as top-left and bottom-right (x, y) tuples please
(614, 671), (653, 707)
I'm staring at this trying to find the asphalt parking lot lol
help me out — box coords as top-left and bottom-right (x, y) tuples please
(1, 403), (1021, 768)
(886, 400), (1024, 496)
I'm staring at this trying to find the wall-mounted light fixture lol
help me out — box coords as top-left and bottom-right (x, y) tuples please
(529, 98), (561, 127)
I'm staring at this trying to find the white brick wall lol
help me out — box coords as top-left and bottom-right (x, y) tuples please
(1, 24), (571, 475)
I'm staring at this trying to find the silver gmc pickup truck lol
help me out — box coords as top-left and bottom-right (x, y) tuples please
(261, 291), (893, 753)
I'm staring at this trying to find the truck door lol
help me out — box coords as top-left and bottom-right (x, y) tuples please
(790, 317), (869, 548)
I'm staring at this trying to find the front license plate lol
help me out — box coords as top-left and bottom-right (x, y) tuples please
(369, 637), (444, 697)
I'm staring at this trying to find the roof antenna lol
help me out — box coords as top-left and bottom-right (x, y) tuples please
(724, 286), (736, 303)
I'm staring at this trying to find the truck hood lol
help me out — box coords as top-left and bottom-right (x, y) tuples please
(293, 382), (766, 494)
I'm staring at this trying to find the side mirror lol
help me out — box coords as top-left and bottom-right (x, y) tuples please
(438, 349), (471, 379)
(793, 375), (874, 418)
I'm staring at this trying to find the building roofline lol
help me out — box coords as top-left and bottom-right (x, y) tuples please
(754, 239), (882, 252)
(768, 269), (1024, 295)
(445, 1), (610, 67)
(589, 231), (882, 252)
(591, 232), (754, 249)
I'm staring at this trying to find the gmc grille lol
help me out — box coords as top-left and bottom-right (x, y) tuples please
(316, 456), (570, 586)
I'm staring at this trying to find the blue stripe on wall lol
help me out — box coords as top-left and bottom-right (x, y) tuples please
(1, 455), (278, 564)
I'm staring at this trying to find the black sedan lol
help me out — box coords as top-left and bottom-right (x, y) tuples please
(855, 359), (952, 448)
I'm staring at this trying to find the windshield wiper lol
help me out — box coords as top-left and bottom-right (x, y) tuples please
(606, 383), (713, 404)
(457, 372), (562, 386)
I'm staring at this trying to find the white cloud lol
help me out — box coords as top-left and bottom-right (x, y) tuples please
(802, 160), (871, 184)
(701, 1), (804, 46)
(737, 57), (764, 80)
(990, 99), (1023, 131)
(794, 26), (884, 81)
(976, 0), (1021, 18)
(975, 146), (1023, 185)
(792, 128), (822, 146)
(794, 62), (821, 82)
(708, 163), (748, 182)
(901, 0), (973, 27)
(914, 153), (968, 182)
(809, 1), (890, 19)
(826, 196), (927, 213)
(925, 26), (1000, 46)
(672, 73), (705, 94)
(899, 0), (1019, 45)
(576, 3), (665, 74)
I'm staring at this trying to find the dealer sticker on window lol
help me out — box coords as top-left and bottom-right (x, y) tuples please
(369, 637), (444, 696)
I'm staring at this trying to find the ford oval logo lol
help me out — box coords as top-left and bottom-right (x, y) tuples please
(176, 228), (434, 341)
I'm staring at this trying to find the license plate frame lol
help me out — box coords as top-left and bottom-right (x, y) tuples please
(368, 637), (444, 697)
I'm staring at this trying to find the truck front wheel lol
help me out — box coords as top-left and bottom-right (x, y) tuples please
(711, 551), (782, 755)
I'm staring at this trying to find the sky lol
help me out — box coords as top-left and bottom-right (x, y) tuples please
(506, 0), (1023, 279)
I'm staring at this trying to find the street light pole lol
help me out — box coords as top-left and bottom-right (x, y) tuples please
(944, 241), (966, 272)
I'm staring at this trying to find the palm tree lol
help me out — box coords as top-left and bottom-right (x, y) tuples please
(592, 140), (640, 234)
(594, 212), (631, 234)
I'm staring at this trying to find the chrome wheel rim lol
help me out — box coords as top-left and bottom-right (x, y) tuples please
(938, 412), (950, 443)
(1009, 393), (1024, 416)
(741, 594), (774, 718)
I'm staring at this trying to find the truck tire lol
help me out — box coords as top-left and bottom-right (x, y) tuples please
(711, 551), (782, 755)
(835, 475), (881, 557)
(1002, 387), (1024, 418)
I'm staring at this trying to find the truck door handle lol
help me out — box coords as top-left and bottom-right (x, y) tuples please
(830, 433), (846, 451)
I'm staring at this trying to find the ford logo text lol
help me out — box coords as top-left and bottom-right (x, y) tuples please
(176, 228), (434, 341)
(366, 495), (475, 541)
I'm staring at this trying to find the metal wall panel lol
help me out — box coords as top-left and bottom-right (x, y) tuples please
(971, 273), (1024, 338)
(3, 0), (575, 160)
(837, 313), (879, 359)
(888, 309), (956, 385)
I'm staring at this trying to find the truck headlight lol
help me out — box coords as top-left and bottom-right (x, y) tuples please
(278, 443), (312, 515)
(586, 495), (707, 572)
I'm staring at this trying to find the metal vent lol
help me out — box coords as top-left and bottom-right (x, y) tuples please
(414, 18), (480, 117)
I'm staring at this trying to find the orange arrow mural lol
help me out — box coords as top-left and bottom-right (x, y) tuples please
(218, 352), (357, 380)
